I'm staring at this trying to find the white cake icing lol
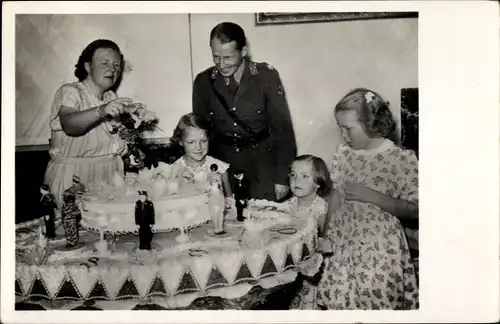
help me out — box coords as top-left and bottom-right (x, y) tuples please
(80, 163), (213, 234)
(243, 199), (293, 232)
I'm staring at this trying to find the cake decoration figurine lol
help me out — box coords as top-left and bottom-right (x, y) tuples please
(135, 191), (155, 250)
(234, 171), (249, 222)
(65, 176), (86, 227)
(208, 163), (222, 189)
(208, 182), (225, 235)
(39, 184), (57, 239)
(68, 175), (86, 195)
(61, 191), (81, 248)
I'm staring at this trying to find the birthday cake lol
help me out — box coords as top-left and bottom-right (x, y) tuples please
(15, 201), (318, 304)
(79, 162), (212, 234)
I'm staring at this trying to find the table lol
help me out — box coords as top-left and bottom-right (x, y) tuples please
(15, 205), (318, 310)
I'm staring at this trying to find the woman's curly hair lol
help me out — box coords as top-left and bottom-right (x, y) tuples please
(74, 39), (124, 82)
(335, 88), (397, 140)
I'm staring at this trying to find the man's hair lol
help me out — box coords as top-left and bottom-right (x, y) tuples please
(210, 22), (247, 50)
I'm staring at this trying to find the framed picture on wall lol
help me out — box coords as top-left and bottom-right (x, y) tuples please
(255, 12), (418, 25)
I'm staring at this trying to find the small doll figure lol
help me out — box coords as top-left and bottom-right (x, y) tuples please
(68, 175), (85, 195)
(39, 184), (57, 239)
(208, 163), (222, 188)
(234, 170), (249, 222)
(135, 191), (155, 250)
(61, 192), (81, 248)
(67, 175), (86, 226)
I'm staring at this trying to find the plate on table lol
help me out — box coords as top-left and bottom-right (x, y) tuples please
(205, 226), (241, 240)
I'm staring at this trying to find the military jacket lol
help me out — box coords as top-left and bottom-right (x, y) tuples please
(192, 59), (297, 184)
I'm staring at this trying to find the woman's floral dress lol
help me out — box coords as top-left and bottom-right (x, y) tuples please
(289, 196), (327, 310)
(318, 139), (419, 310)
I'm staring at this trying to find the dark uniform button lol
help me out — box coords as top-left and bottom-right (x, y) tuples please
(209, 112), (214, 116)
(232, 107), (237, 111)
(233, 122), (237, 127)
(257, 110), (261, 114)
(235, 148), (240, 152)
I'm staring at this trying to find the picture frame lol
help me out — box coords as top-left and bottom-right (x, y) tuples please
(255, 12), (418, 25)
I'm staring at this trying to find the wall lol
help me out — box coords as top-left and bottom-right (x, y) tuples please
(15, 14), (192, 146)
(16, 14), (417, 167)
(190, 13), (418, 164)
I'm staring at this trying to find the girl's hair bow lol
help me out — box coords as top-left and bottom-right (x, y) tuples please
(365, 91), (375, 104)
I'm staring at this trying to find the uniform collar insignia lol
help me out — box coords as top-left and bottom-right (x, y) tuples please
(210, 66), (219, 80)
(248, 60), (259, 75)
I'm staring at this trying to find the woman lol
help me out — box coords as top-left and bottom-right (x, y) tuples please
(44, 39), (136, 207)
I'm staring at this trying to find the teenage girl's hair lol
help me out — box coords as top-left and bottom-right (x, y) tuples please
(292, 154), (332, 198)
(170, 113), (210, 149)
(335, 88), (397, 141)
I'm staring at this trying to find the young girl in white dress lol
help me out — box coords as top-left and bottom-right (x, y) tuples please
(287, 154), (332, 310)
(169, 113), (232, 197)
(318, 88), (419, 310)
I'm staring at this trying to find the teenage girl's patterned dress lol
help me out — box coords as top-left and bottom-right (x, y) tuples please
(318, 139), (419, 310)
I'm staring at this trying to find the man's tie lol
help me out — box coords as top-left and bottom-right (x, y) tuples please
(225, 77), (238, 99)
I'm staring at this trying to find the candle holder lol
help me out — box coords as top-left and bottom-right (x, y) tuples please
(175, 226), (190, 243)
(95, 228), (108, 256)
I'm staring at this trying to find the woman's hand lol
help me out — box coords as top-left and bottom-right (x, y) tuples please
(123, 103), (146, 118)
(344, 181), (379, 204)
(101, 97), (133, 117)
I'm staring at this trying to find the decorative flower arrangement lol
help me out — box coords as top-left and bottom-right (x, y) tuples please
(111, 105), (159, 171)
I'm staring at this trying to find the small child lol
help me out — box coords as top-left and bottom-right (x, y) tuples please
(318, 88), (419, 310)
(170, 113), (232, 197)
(287, 154), (332, 310)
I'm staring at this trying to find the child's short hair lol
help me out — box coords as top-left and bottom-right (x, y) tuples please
(335, 88), (396, 139)
(171, 113), (210, 147)
(293, 154), (332, 198)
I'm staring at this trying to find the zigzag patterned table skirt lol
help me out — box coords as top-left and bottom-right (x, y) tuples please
(15, 273), (301, 310)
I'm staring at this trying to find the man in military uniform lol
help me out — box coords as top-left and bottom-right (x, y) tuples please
(193, 22), (297, 201)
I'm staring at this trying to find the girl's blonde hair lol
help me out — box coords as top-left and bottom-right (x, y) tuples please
(335, 88), (397, 141)
(170, 113), (210, 148)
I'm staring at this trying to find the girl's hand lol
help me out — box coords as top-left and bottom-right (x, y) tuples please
(344, 181), (379, 204)
(102, 97), (133, 117)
